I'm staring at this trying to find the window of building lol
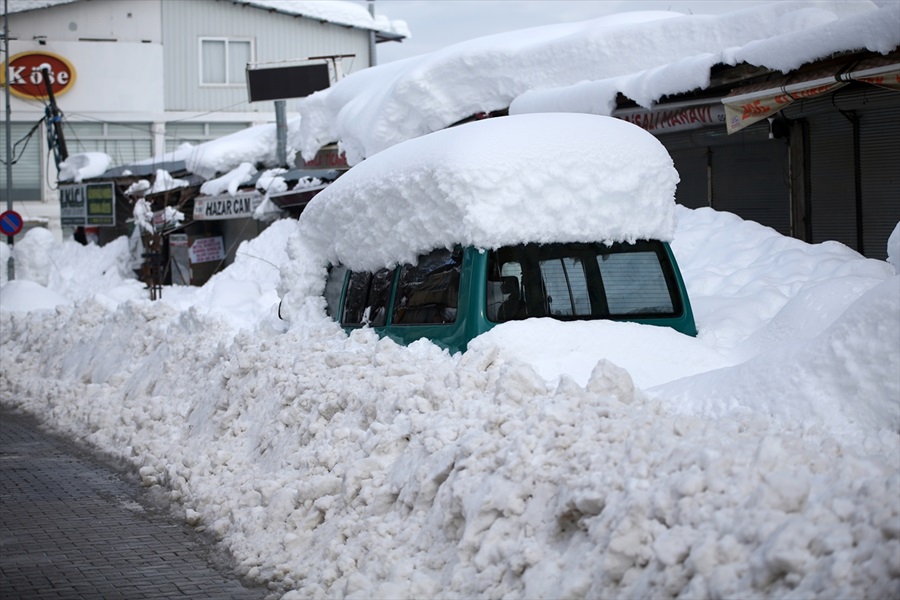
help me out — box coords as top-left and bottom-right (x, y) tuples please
(64, 122), (153, 167)
(164, 122), (249, 153)
(0, 121), (42, 201)
(200, 38), (252, 86)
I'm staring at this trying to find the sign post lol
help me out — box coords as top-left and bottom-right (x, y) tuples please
(1, 209), (23, 280)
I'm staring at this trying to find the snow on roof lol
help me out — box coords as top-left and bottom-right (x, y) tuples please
(5, 0), (78, 13)
(296, 0), (899, 165)
(237, 0), (409, 38)
(6, 0), (408, 39)
(135, 119), (303, 180)
(58, 152), (111, 183)
(298, 113), (679, 272)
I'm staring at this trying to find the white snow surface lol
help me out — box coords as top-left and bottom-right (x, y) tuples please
(2, 205), (899, 599)
(296, 114), (679, 273)
(2, 3), (899, 597)
(7, 0), (408, 37)
(296, 0), (899, 165)
(240, 0), (409, 37)
(140, 119), (303, 181)
(58, 152), (112, 183)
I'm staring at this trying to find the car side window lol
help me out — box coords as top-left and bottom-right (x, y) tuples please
(487, 241), (679, 322)
(341, 267), (394, 327)
(392, 248), (462, 325)
(324, 265), (348, 318)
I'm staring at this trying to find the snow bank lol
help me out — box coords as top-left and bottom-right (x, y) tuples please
(297, 113), (679, 273)
(2, 206), (898, 599)
(0, 227), (143, 306)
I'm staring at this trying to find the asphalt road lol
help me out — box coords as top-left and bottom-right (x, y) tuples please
(0, 405), (269, 599)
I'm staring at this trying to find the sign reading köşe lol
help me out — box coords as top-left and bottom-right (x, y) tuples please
(1, 51), (77, 100)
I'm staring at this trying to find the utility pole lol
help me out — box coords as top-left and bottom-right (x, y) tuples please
(42, 66), (67, 168)
(4, 0), (14, 280)
(368, 1), (377, 67)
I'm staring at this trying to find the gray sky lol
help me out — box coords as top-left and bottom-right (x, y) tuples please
(370, 0), (769, 64)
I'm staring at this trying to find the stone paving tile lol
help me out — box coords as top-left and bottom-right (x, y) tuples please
(0, 406), (271, 599)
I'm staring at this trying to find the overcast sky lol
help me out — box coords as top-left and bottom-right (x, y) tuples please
(369, 0), (770, 64)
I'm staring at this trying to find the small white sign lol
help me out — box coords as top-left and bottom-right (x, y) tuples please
(189, 236), (225, 264)
(193, 191), (262, 220)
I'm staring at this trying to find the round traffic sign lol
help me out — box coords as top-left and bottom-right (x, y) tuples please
(0, 210), (24, 236)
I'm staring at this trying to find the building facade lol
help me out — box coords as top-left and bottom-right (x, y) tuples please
(2, 0), (403, 238)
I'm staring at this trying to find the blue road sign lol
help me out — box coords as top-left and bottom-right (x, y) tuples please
(0, 210), (24, 236)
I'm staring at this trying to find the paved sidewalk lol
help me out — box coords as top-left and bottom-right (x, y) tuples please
(0, 406), (269, 599)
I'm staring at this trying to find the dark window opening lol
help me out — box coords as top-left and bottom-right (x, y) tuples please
(392, 248), (463, 325)
(341, 267), (394, 327)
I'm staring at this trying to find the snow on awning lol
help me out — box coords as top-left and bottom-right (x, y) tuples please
(723, 58), (900, 134)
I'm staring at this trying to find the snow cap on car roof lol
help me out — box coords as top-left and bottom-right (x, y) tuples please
(299, 113), (679, 271)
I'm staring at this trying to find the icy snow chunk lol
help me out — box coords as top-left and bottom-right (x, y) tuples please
(58, 152), (111, 182)
(888, 221), (900, 273)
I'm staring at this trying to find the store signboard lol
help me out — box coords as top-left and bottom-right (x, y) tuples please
(296, 144), (349, 170)
(193, 191), (262, 220)
(59, 182), (116, 226)
(616, 104), (725, 134)
(0, 51), (76, 100)
(247, 63), (330, 102)
(189, 237), (225, 264)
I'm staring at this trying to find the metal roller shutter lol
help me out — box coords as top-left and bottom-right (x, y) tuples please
(860, 107), (900, 260)
(0, 121), (43, 201)
(709, 125), (791, 236)
(660, 123), (790, 234)
(669, 146), (709, 209)
(807, 111), (857, 249)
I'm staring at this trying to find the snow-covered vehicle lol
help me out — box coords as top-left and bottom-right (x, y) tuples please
(296, 113), (696, 352)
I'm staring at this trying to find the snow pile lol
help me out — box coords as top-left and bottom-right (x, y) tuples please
(296, 1), (897, 164)
(1, 205), (898, 599)
(296, 114), (678, 274)
(150, 169), (190, 193)
(0, 227), (144, 309)
(139, 119), (303, 180)
(57, 152), (112, 182)
(889, 221), (900, 272)
(201, 162), (258, 196)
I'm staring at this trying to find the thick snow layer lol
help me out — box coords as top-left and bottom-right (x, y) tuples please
(2, 206), (898, 599)
(140, 119), (303, 180)
(240, 0), (409, 37)
(58, 152), (112, 183)
(297, 113), (679, 272)
(296, 1), (898, 164)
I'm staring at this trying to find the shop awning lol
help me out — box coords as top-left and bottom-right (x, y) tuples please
(723, 58), (900, 134)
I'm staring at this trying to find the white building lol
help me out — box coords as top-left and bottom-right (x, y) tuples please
(1, 0), (407, 238)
